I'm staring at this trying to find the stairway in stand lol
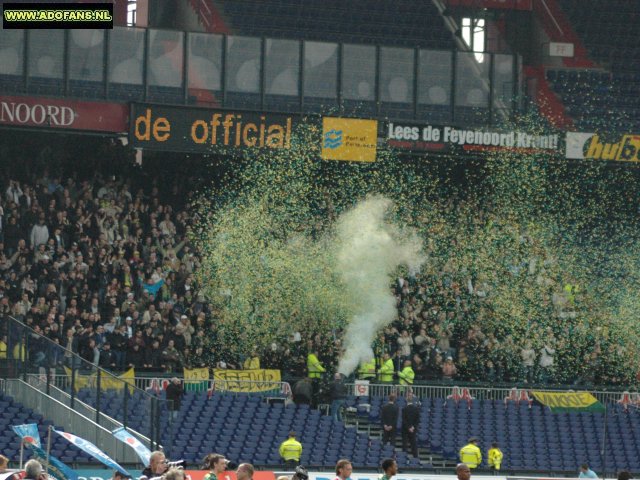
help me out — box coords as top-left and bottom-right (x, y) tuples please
(342, 410), (458, 470)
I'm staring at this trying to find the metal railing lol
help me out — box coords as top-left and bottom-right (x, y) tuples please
(345, 382), (632, 404)
(4, 378), (139, 464)
(0, 315), (170, 452)
(42, 374), (292, 398)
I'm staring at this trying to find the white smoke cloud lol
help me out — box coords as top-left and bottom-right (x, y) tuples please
(335, 196), (425, 376)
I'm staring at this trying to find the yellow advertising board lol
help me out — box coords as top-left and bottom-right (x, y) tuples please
(213, 369), (281, 393)
(321, 117), (378, 162)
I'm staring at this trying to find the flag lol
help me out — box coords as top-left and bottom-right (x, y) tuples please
(26, 443), (77, 480)
(53, 429), (130, 476)
(531, 391), (606, 413)
(112, 427), (151, 466)
(11, 424), (41, 448)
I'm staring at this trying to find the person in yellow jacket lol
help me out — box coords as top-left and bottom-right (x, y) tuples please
(279, 431), (302, 469)
(488, 442), (503, 472)
(378, 353), (395, 383)
(358, 358), (376, 380)
(398, 359), (415, 385)
(243, 349), (260, 370)
(459, 437), (482, 468)
(307, 349), (325, 379)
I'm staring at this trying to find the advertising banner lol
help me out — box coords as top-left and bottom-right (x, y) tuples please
(386, 122), (561, 154)
(76, 470), (142, 480)
(321, 117), (378, 162)
(531, 391), (605, 412)
(0, 95), (127, 132)
(565, 132), (640, 162)
(309, 474), (504, 480)
(129, 104), (296, 153)
(213, 369), (281, 393)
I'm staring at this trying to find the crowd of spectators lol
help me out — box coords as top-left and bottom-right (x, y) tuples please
(0, 137), (634, 388)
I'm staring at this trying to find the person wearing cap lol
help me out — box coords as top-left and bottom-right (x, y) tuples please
(203, 454), (229, 480)
(460, 438), (482, 469)
(279, 431), (303, 469)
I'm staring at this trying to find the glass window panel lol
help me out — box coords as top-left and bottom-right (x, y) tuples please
(226, 36), (261, 93)
(418, 49), (452, 106)
(69, 30), (105, 82)
(109, 27), (145, 84)
(187, 32), (222, 91)
(493, 53), (514, 112)
(0, 29), (24, 75)
(380, 47), (413, 103)
(304, 41), (337, 99)
(342, 44), (375, 101)
(265, 39), (299, 96)
(28, 30), (64, 78)
(148, 29), (183, 87)
(455, 51), (490, 107)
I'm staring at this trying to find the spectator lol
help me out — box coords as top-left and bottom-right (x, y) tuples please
(165, 377), (183, 420)
(579, 465), (598, 479)
(329, 373), (347, 422)
(520, 341), (536, 383)
(442, 356), (457, 381)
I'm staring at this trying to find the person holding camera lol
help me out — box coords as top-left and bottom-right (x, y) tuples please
(141, 451), (169, 480)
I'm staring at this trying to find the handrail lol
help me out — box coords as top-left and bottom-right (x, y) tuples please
(345, 382), (633, 404)
(4, 378), (140, 464)
(43, 373), (292, 397)
(25, 374), (155, 448)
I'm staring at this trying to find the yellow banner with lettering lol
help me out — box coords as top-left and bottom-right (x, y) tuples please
(64, 367), (135, 392)
(531, 391), (605, 412)
(183, 367), (210, 392)
(213, 369), (281, 393)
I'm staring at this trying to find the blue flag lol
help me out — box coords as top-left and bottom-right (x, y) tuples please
(112, 427), (151, 466)
(11, 423), (41, 448)
(27, 443), (78, 480)
(53, 429), (130, 476)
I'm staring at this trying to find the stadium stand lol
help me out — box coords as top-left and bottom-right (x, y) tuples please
(213, 0), (455, 49)
(0, 392), (97, 464)
(544, 1), (640, 131)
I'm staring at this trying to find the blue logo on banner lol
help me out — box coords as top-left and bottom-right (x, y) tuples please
(53, 429), (130, 476)
(323, 129), (343, 149)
